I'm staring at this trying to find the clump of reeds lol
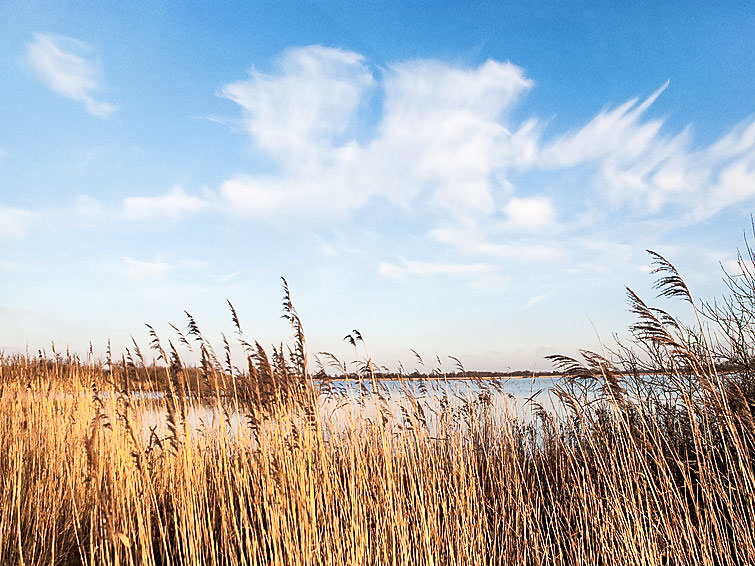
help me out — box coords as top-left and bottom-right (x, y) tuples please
(1, 247), (755, 565)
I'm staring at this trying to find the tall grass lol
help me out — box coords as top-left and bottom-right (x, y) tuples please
(2, 255), (755, 565)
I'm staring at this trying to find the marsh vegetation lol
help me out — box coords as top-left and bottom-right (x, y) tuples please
(2, 252), (755, 565)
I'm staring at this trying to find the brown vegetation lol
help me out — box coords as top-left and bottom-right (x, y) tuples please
(1, 252), (755, 565)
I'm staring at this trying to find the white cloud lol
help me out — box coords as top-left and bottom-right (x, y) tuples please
(429, 220), (566, 263)
(378, 257), (496, 279)
(721, 258), (745, 276)
(371, 58), (533, 214)
(0, 205), (34, 240)
(589, 121), (755, 217)
(501, 196), (556, 232)
(220, 171), (368, 217)
(318, 241), (337, 257)
(701, 147), (755, 217)
(221, 45), (374, 158)
(78, 187), (211, 221)
(217, 272), (239, 283)
(122, 186), (211, 220)
(702, 250), (748, 277)
(219, 47), (533, 218)
(27, 33), (117, 117)
(537, 82), (669, 168)
(216, 46), (755, 269)
(521, 293), (550, 310)
(528, 82), (755, 219)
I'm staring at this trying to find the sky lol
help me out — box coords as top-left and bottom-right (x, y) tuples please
(1, 1), (754, 372)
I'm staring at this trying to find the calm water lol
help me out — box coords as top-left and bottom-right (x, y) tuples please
(319, 375), (562, 413)
(133, 377), (566, 441)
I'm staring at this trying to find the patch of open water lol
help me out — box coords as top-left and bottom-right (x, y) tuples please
(131, 377), (567, 441)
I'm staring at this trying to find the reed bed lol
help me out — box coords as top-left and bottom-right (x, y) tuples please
(2, 257), (755, 566)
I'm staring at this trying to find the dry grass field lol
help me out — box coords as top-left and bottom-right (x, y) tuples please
(2, 256), (755, 565)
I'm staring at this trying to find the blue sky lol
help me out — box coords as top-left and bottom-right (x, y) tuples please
(1, 2), (754, 371)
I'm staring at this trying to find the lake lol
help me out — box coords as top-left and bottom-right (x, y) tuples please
(131, 376), (567, 442)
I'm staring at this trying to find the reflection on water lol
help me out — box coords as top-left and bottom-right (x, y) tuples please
(133, 377), (565, 442)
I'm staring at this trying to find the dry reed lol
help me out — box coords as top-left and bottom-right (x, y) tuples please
(1, 254), (755, 565)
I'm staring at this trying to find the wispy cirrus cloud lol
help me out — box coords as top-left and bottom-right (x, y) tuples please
(378, 257), (497, 279)
(536, 82), (670, 169)
(78, 186), (212, 221)
(534, 85), (755, 218)
(219, 46), (376, 217)
(219, 46), (533, 218)
(121, 187), (211, 220)
(215, 45), (755, 279)
(217, 272), (239, 284)
(27, 33), (117, 118)
(429, 220), (566, 262)
(0, 205), (34, 240)
(521, 293), (550, 310)
(222, 45), (374, 159)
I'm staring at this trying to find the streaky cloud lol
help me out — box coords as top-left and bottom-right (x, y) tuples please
(218, 46), (755, 245)
(78, 187), (212, 221)
(0, 204), (34, 241)
(27, 33), (117, 118)
(219, 48), (533, 218)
